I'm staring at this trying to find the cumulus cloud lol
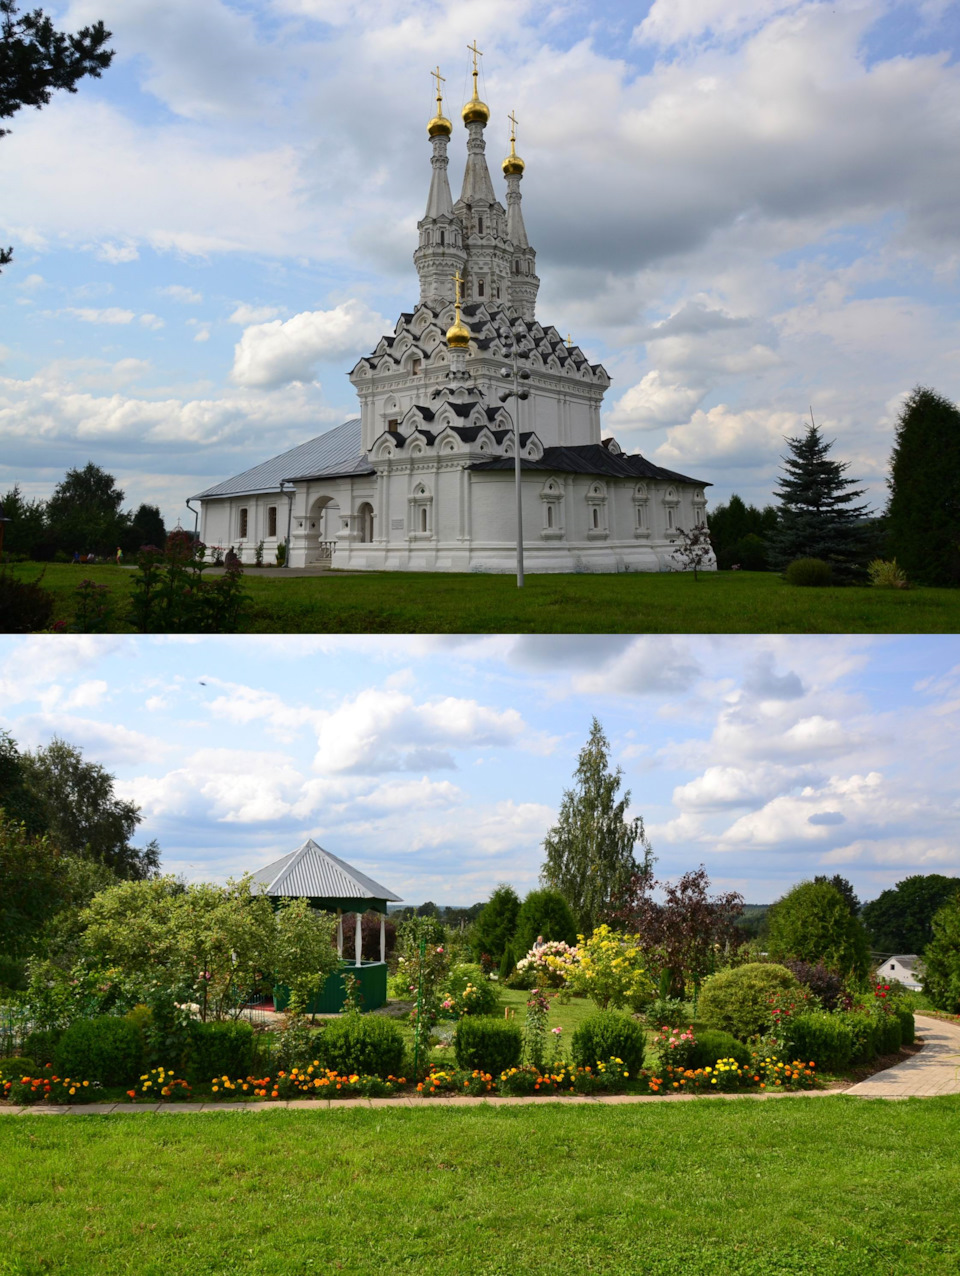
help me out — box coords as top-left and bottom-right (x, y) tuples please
(229, 303), (282, 324)
(64, 307), (135, 325)
(634, 0), (805, 46)
(570, 637), (702, 696)
(231, 301), (388, 388)
(95, 241), (139, 263)
(607, 371), (706, 432)
(160, 285), (203, 304)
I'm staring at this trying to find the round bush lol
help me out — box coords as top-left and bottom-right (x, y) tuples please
(0, 1057), (35, 1077)
(187, 1020), (255, 1082)
(896, 1007), (915, 1046)
(785, 558), (833, 587)
(571, 1010), (645, 1078)
(445, 964), (499, 1016)
(698, 963), (801, 1040)
(689, 1030), (751, 1070)
(454, 1016), (522, 1075)
(22, 1028), (62, 1065)
(782, 961), (844, 1012)
(54, 1015), (144, 1086)
(788, 1012), (854, 1071)
(318, 1014), (405, 1078)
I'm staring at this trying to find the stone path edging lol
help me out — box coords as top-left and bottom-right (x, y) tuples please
(2, 1016), (957, 1116)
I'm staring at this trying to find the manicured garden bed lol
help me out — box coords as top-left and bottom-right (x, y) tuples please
(1, 1098), (959, 1274)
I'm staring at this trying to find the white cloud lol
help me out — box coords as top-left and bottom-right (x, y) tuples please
(607, 371), (706, 432)
(19, 273), (45, 291)
(64, 307), (135, 325)
(139, 313), (165, 329)
(571, 637), (702, 696)
(229, 304), (282, 324)
(231, 301), (388, 388)
(160, 285), (203, 304)
(193, 328), (211, 343)
(634, 0), (806, 46)
(96, 241), (139, 264)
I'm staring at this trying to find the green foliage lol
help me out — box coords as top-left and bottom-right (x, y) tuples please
(877, 1012), (902, 1056)
(445, 964), (498, 1017)
(862, 874), (960, 954)
(698, 963), (801, 1040)
(767, 880), (870, 978)
(844, 1012), (882, 1065)
(454, 1015), (523, 1074)
(886, 386), (960, 586)
(513, 888), (577, 956)
(541, 718), (652, 934)
(921, 892), (960, 1013)
(868, 558), (908, 589)
(129, 540), (248, 633)
(570, 1010), (645, 1077)
(317, 1014), (405, 1079)
(44, 463), (128, 557)
(0, 565), (55, 631)
(688, 1029), (751, 1070)
(271, 898), (339, 1011)
(785, 557), (833, 586)
(896, 1007), (915, 1046)
(0, 485), (47, 557)
(788, 1012), (854, 1070)
(0, 1056), (34, 1076)
(707, 495), (779, 570)
(0, 814), (70, 958)
(186, 1020), (254, 1082)
(471, 884), (520, 963)
(21, 1027), (62, 1065)
(771, 422), (872, 580)
(567, 925), (655, 1011)
(21, 736), (156, 880)
(498, 941), (515, 982)
(54, 1015), (143, 1086)
(123, 503), (166, 554)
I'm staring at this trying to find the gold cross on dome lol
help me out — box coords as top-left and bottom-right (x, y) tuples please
(468, 40), (483, 74)
(431, 65), (445, 107)
(452, 269), (464, 305)
(508, 109), (518, 143)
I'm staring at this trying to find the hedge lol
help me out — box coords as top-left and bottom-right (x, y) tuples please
(187, 1020), (255, 1082)
(571, 1011), (645, 1078)
(318, 1014), (406, 1079)
(54, 1016), (144, 1086)
(454, 1016), (523, 1075)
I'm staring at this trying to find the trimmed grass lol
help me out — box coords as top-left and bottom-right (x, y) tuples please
(9, 561), (960, 633)
(1, 1098), (959, 1274)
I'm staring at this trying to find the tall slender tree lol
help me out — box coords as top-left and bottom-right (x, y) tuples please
(885, 386), (960, 586)
(770, 417), (872, 579)
(541, 718), (652, 935)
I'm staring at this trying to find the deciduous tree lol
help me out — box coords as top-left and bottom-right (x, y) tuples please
(921, 893), (960, 1013)
(542, 718), (651, 935)
(861, 874), (960, 954)
(766, 879), (870, 978)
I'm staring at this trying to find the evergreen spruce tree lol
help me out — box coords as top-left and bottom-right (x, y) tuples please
(541, 718), (652, 935)
(770, 417), (872, 579)
(886, 386), (960, 586)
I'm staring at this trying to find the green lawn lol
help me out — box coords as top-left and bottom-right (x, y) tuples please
(1, 1098), (958, 1275)
(10, 561), (960, 633)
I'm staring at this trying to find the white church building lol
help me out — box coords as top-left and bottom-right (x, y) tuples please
(194, 60), (712, 573)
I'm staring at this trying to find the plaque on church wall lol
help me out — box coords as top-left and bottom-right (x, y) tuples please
(391, 518), (404, 530)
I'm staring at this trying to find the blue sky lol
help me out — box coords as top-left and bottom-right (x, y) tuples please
(2, 0), (959, 527)
(2, 633), (958, 906)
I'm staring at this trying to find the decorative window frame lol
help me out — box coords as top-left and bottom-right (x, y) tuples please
(633, 483), (650, 539)
(540, 479), (563, 541)
(662, 485), (680, 533)
(237, 506), (249, 540)
(408, 484), (434, 541)
(585, 482), (609, 540)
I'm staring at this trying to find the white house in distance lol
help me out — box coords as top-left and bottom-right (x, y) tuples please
(875, 955), (924, 992)
(193, 57), (712, 573)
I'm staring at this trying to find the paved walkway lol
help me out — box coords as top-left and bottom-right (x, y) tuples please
(3, 1016), (958, 1115)
(844, 1014), (960, 1098)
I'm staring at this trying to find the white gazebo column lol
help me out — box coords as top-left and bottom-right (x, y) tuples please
(380, 914), (386, 963)
(355, 912), (362, 967)
(337, 912), (343, 959)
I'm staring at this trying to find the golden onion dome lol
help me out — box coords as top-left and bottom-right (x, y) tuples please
(428, 112), (452, 138)
(462, 90), (490, 126)
(446, 313), (471, 348)
(502, 140), (525, 176)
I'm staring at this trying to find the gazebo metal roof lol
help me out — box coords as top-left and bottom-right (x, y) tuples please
(251, 839), (401, 913)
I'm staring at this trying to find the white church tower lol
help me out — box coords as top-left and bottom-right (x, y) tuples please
(193, 45), (713, 574)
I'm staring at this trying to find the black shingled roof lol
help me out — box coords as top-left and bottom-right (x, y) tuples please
(469, 443), (709, 485)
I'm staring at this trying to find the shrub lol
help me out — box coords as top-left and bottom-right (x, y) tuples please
(318, 1014), (405, 1079)
(896, 1007), (915, 1046)
(784, 557), (833, 587)
(22, 1028), (63, 1065)
(698, 963), (801, 1040)
(571, 1010), (645, 1078)
(0, 568), (56, 632)
(54, 1015), (144, 1086)
(645, 997), (687, 1028)
(187, 1021), (255, 1083)
(868, 558), (908, 589)
(689, 1029), (751, 1070)
(444, 964), (499, 1017)
(513, 889), (577, 956)
(844, 1012), (882, 1065)
(878, 1013), (903, 1056)
(0, 1056), (35, 1077)
(782, 960), (844, 1012)
(454, 1016), (522, 1075)
(788, 1012), (854, 1071)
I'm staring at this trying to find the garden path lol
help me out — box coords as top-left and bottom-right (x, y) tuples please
(844, 1015), (960, 1099)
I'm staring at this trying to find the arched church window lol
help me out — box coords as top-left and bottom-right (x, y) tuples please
(412, 358), (422, 374)
(478, 280), (484, 298)
(547, 505), (554, 529)
(439, 230), (445, 246)
(420, 506), (427, 533)
(478, 216), (484, 235)
(267, 506), (277, 538)
(514, 260), (520, 274)
(238, 508), (248, 539)
(592, 507), (599, 529)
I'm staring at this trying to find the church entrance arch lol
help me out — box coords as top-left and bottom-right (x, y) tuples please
(357, 502), (374, 544)
(306, 494), (339, 565)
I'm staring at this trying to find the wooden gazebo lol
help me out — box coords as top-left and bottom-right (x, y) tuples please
(251, 839), (402, 1013)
